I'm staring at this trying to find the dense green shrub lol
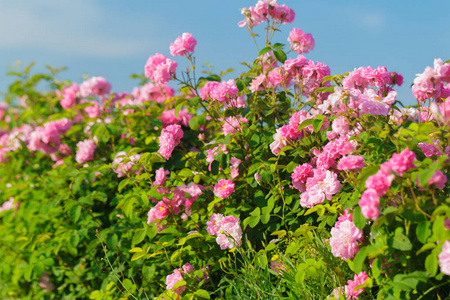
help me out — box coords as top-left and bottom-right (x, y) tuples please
(0, 1), (449, 299)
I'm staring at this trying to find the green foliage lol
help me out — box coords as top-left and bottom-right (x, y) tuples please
(0, 15), (449, 300)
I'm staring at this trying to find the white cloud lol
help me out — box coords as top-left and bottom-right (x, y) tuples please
(356, 12), (386, 31)
(0, 0), (153, 58)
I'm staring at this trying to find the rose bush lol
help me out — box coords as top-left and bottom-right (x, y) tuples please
(0, 1), (449, 299)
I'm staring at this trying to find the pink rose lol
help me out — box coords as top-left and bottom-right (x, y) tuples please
(144, 53), (177, 84)
(60, 84), (79, 109)
(206, 213), (224, 236)
(332, 116), (350, 136)
(165, 269), (185, 295)
(213, 179), (235, 199)
(365, 170), (394, 196)
(158, 124), (183, 160)
(154, 167), (170, 186)
(170, 32), (197, 56)
(345, 272), (369, 297)
(381, 148), (416, 176)
(329, 219), (363, 260)
(359, 189), (381, 220)
(75, 139), (96, 163)
(215, 215), (242, 250)
(288, 28), (315, 54)
(428, 170), (447, 190)
(80, 76), (111, 97)
(222, 116), (248, 136)
(337, 155), (365, 172)
(438, 240), (450, 275)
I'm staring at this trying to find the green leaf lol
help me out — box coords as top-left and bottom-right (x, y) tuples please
(148, 188), (163, 201)
(256, 252), (268, 268)
(393, 274), (419, 291)
(392, 231), (412, 251)
(418, 167), (437, 187)
(174, 102), (184, 118)
(211, 160), (219, 175)
(272, 43), (284, 49)
(139, 192), (149, 208)
(312, 116), (324, 133)
(416, 221), (431, 244)
(297, 118), (313, 132)
(107, 234), (118, 250)
(371, 258), (381, 280)
(124, 197), (137, 218)
(353, 246), (371, 273)
(194, 289), (210, 299)
(416, 242), (436, 255)
(131, 252), (146, 261)
(273, 49), (287, 63)
(286, 242), (300, 255)
(295, 269), (305, 283)
(250, 207), (261, 216)
(250, 133), (260, 147)
(147, 225), (158, 240)
(205, 74), (221, 82)
(129, 247), (142, 253)
(258, 47), (272, 57)
(178, 168), (194, 178)
(142, 265), (155, 280)
(173, 280), (187, 290)
(69, 205), (81, 223)
(132, 228), (147, 246)
(189, 116), (199, 131)
(118, 178), (130, 193)
(352, 206), (366, 230)
(265, 243), (276, 252)
(79, 196), (94, 205)
(322, 75), (334, 84)
(24, 264), (33, 281)
(122, 279), (136, 293)
(260, 213), (270, 224)
(249, 215), (260, 228)
(425, 253), (438, 276)
(70, 234), (80, 247)
(314, 86), (334, 94)
(286, 161), (298, 173)
(236, 79), (245, 92)
(33, 262), (44, 277)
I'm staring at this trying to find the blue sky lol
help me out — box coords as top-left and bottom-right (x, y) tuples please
(0, 0), (449, 105)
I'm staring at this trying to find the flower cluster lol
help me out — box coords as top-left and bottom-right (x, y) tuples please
(359, 148), (417, 220)
(1, 2), (450, 299)
(28, 118), (72, 154)
(144, 53), (178, 84)
(111, 151), (142, 178)
(134, 82), (175, 103)
(80, 76), (112, 98)
(199, 80), (239, 102)
(329, 212), (363, 260)
(412, 58), (450, 102)
(158, 124), (184, 159)
(238, 0), (295, 28)
(75, 139), (97, 163)
(206, 214), (243, 250)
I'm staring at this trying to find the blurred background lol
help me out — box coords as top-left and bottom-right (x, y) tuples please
(0, 0), (449, 105)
